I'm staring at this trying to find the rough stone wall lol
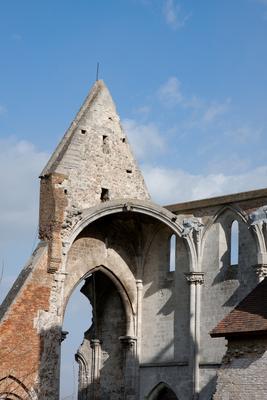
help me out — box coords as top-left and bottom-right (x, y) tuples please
(200, 210), (258, 363)
(141, 227), (190, 364)
(0, 243), (52, 399)
(39, 173), (68, 272)
(40, 80), (150, 212)
(38, 80), (150, 279)
(214, 338), (267, 400)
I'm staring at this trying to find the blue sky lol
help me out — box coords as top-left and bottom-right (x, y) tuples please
(1, 0), (267, 397)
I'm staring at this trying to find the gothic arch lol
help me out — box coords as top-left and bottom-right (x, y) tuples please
(202, 204), (248, 243)
(64, 199), (198, 273)
(0, 376), (37, 400)
(64, 264), (136, 337)
(146, 382), (178, 400)
(201, 204), (260, 259)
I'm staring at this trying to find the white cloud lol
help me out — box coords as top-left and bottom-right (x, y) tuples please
(0, 137), (48, 242)
(0, 137), (48, 301)
(134, 105), (151, 116)
(123, 119), (166, 160)
(142, 164), (267, 205)
(202, 99), (230, 123)
(158, 76), (230, 123)
(158, 76), (184, 105)
(163, 0), (190, 30)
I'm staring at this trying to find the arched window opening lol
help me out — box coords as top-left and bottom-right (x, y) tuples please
(169, 234), (176, 272)
(230, 220), (239, 266)
(146, 382), (178, 400)
(60, 270), (129, 400)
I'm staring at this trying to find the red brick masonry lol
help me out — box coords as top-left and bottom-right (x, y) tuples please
(210, 277), (267, 338)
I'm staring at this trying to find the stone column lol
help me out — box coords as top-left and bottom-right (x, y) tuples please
(136, 279), (143, 360)
(120, 336), (137, 400)
(90, 339), (102, 400)
(185, 272), (204, 400)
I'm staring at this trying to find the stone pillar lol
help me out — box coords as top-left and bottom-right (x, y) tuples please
(120, 336), (137, 400)
(136, 279), (143, 358)
(90, 339), (102, 400)
(134, 279), (143, 398)
(185, 272), (204, 400)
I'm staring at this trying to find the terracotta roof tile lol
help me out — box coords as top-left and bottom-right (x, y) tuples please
(210, 278), (267, 338)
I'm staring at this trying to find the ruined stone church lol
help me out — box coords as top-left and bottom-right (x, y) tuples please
(1, 80), (267, 400)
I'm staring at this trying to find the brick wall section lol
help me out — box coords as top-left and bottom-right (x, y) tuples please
(39, 173), (68, 272)
(0, 248), (53, 398)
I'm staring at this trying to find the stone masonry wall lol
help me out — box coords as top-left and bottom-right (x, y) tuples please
(0, 244), (52, 399)
(214, 337), (267, 400)
(41, 80), (150, 213)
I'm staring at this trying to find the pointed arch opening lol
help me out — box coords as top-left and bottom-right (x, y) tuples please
(146, 382), (178, 400)
(60, 280), (92, 399)
(60, 263), (136, 400)
(230, 220), (239, 266)
(75, 270), (128, 400)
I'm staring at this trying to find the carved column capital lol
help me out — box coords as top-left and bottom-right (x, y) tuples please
(119, 336), (137, 348)
(181, 218), (204, 237)
(249, 205), (267, 226)
(253, 264), (267, 279)
(136, 279), (143, 288)
(90, 338), (102, 349)
(185, 272), (204, 285)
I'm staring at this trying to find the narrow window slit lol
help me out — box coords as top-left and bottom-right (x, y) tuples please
(81, 129), (87, 134)
(101, 188), (109, 202)
(169, 234), (176, 272)
(230, 220), (239, 266)
(102, 135), (109, 153)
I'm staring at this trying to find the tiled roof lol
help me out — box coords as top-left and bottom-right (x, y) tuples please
(210, 278), (267, 338)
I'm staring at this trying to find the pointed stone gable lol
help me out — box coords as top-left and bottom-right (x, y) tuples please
(39, 80), (150, 271)
(41, 80), (150, 211)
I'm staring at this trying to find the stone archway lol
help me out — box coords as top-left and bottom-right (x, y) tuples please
(146, 382), (178, 400)
(59, 203), (194, 400)
(74, 269), (137, 400)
